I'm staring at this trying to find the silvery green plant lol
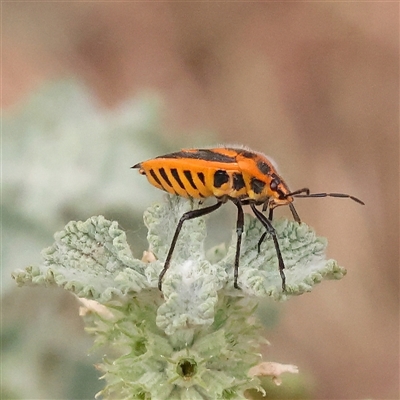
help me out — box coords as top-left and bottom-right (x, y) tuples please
(12, 195), (346, 399)
(3, 80), (170, 295)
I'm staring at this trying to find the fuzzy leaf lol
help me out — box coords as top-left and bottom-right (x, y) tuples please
(218, 214), (346, 300)
(12, 216), (148, 301)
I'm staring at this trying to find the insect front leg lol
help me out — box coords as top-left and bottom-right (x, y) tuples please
(250, 203), (286, 292)
(257, 201), (274, 252)
(158, 200), (223, 290)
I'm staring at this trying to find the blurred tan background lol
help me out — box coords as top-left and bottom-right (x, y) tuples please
(3, 3), (398, 399)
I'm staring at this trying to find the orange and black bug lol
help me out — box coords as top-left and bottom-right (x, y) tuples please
(132, 147), (364, 292)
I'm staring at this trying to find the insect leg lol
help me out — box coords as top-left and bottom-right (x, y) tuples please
(250, 203), (286, 292)
(257, 232), (267, 253)
(257, 205), (274, 253)
(158, 200), (223, 290)
(231, 199), (244, 289)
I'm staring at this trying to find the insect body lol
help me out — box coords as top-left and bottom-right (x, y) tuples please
(132, 147), (364, 292)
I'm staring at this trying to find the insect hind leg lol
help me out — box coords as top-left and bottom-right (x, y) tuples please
(158, 200), (223, 290)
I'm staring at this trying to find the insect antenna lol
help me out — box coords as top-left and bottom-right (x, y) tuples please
(257, 189), (364, 253)
(290, 191), (365, 205)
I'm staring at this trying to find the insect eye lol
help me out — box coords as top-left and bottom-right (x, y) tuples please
(270, 179), (279, 191)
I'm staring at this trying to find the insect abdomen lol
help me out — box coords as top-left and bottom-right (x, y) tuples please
(135, 159), (215, 198)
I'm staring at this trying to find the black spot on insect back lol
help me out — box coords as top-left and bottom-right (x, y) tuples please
(214, 170), (230, 188)
(233, 173), (245, 191)
(257, 160), (271, 175)
(160, 150), (236, 163)
(251, 177), (265, 194)
(239, 150), (257, 159)
(196, 149), (236, 163)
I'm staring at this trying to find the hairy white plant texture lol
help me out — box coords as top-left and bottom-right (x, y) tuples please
(12, 195), (346, 399)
